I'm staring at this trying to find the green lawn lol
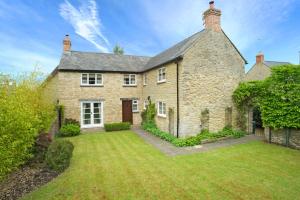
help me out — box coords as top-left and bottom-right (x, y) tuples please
(24, 131), (300, 200)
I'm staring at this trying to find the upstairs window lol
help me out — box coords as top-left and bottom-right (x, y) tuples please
(81, 73), (103, 86)
(124, 74), (136, 86)
(157, 101), (166, 117)
(158, 67), (166, 83)
(132, 100), (139, 112)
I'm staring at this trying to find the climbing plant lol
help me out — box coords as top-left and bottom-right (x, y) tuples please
(141, 98), (156, 125)
(233, 65), (300, 129)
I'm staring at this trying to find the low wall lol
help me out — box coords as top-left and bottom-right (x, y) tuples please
(264, 127), (300, 149)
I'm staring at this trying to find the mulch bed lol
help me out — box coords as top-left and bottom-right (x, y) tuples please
(0, 134), (59, 200)
(0, 166), (58, 200)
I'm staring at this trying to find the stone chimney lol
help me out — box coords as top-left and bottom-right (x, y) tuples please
(63, 34), (71, 52)
(256, 52), (264, 64)
(203, 1), (222, 32)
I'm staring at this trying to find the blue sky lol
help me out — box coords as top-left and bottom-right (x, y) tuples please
(0, 0), (299, 75)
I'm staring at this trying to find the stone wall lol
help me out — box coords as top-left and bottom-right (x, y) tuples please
(179, 29), (245, 137)
(42, 73), (59, 104)
(244, 63), (271, 81)
(264, 127), (300, 149)
(142, 62), (179, 136)
(56, 72), (143, 126)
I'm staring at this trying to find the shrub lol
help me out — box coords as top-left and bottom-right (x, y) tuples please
(0, 72), (56, 180)
(64, 118), (80, 126)
(104, 122), (131, 132)
(45, 140), (74, 173)
(142, 122), (246, 147)
(58, 124), (81, 137)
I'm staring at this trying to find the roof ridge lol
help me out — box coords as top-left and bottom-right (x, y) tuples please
(70, 50), (151, 59)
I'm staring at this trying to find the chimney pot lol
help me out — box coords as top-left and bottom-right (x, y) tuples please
(209, 1), (215, 9)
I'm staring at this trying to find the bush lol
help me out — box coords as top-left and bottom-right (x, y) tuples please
(45, 140), (74, 173)
(104, 122), (131, 132)
(58, 124), (81, 137)
(142, 122), (246, 147)
(0, 72), (56, 180)
(64, 118), (80, 126)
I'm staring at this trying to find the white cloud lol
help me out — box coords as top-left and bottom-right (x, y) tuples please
(59, 0), (110, 52)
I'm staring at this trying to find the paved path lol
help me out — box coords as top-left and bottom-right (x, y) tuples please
(133, 128), (264, 156)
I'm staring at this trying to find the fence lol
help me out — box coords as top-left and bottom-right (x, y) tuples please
(264, 128), (300, 150)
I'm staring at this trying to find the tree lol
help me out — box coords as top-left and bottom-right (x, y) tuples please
(113, 45), (124, 55)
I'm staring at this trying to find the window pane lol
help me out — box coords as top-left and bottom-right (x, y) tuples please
(89, 74), (96, 84)
(82, 74), (88, 84)
(94, 119), (101, 124)
(124, 75), (130, 85)
(130, 75), (136, 85)
(96, 74), (102, 85)
(84, 119), (91, 125)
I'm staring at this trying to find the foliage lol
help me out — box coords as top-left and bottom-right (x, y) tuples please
(141, 99), (156, 125)
(233, 65), (300, 129)
(58, 124), (81, 137)
(104, 122), (131, 132)
(142, 122), (246, 147)
(45, 140), (74, 173)
(0, 72), (56, 180)
(113, 45), (124, 55)
(64, 118), (80, 126)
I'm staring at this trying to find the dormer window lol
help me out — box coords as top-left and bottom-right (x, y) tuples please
(81, 73), (103, 86)
(123, 74), (136, 86)
(157, 67), (166, 83)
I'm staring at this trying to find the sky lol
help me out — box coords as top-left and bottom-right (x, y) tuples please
(0, 0), (299, 75)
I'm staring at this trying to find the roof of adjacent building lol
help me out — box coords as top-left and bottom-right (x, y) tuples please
(264, 61), (291, 67)
(57, 29), (247, 73)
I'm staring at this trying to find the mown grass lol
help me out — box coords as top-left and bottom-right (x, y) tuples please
(23, 131), (300, 200)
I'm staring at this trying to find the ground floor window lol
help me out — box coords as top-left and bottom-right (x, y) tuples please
(157, 101), (166, 117)
(81, 101), (103, 128)
(132, 100), (139, 112)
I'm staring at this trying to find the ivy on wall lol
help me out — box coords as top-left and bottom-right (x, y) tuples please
(233, 65), (300, 129)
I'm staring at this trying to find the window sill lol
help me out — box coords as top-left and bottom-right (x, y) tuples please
(80, 85), (104, 87)
(123, 85), (137, 87)
(157, 114), (167, 118)
(157, 80), (166, 84)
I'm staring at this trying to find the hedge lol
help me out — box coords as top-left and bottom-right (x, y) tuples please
(104, 122), (131, 132)
(57, 124), (81, 137)
(45, 140), (74, 173)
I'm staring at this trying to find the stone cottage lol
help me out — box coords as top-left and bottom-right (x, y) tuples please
(44, 1), (247, 138)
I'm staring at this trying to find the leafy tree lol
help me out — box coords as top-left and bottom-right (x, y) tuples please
(233, 65), (300, 129)
(0, 72), (55, 180)
(113, 45), (124, 55)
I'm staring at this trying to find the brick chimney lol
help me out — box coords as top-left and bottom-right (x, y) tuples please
(256, 52), (264, 64)
(203, 1), (222, 32)
(63, 34), (71, 52)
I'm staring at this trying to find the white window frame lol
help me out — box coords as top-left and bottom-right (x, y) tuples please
(132, 100), (139, 112)
(143, 73), (147, 86)
(81, 73), (103, 86)
(157, 67), (166, 83)
(80, 101), (104, 128)
(144, 100), (149, 110)
(157, 101), (166, 117)
(123, 74), (137, 86)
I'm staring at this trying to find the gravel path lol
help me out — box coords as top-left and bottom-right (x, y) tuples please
(133, 128), (264, 156)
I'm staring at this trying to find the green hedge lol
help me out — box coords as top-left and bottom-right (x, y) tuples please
(142, 122), (246, 147)
(104, 122), (131, 132)
(57, 124), (81, 137)
(0, 72), (56, 180)
(45, 140), (74, 173)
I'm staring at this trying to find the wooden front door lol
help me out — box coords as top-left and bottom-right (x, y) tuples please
(122, 100), (133, 124)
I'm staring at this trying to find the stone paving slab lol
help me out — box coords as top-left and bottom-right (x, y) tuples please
(133, 128), (264, 156)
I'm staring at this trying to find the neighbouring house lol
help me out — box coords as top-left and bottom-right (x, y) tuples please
(44, 1), (247, 138)
(244, 52), (291, 81)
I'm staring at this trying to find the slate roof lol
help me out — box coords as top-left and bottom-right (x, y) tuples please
(264, 61), (291, 68)
(57, 29), (247, 73)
